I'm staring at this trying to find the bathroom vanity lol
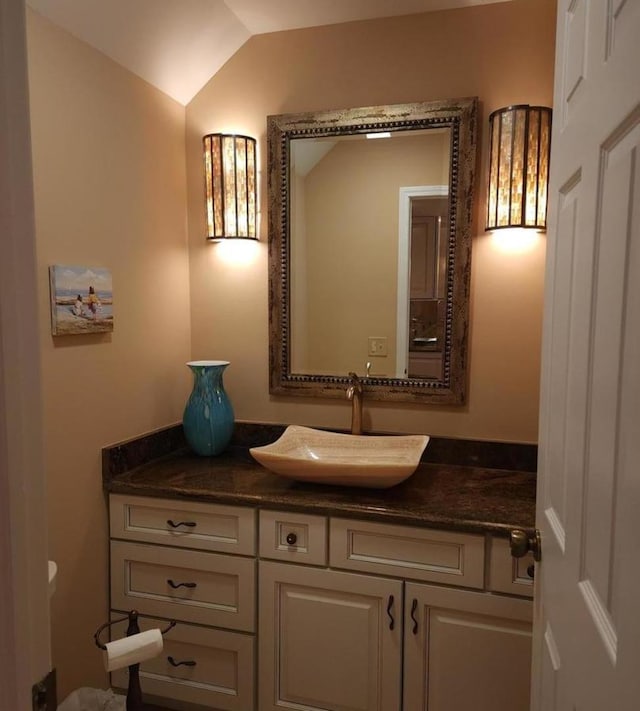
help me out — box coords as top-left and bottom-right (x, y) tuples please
(104, 426), (536, 711)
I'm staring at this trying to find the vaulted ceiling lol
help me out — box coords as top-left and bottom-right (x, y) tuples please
(25, 0), (511, 105)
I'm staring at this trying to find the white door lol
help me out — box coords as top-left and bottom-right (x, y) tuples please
(532, 2), (640, 709)
(0, 0), (52, 708)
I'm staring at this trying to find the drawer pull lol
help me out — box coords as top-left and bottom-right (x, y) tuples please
(168, 656), (197, 668)
(410, 598), (419, 635)
(167, 519), (197, 529)
(386, 594), (395, 631)
(286, 532), (297, 545)
(167, 579), (197, 590)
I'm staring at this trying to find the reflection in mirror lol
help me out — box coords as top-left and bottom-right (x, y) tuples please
(268, 98), (477, 404)
(405, 193), (449, 380)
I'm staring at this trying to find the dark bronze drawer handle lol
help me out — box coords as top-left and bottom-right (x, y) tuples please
(410, 598), (419, 634)
(168, 656), (196, 668)
(167, 579), (197, 590)
(167, 519), (197, 529)
(386, 594), (395, 631)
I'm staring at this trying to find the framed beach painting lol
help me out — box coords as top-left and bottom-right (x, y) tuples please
(49, 265), (113, 335)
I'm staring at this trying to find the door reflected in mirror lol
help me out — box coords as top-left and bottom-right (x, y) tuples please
(406, 194), (450, 380)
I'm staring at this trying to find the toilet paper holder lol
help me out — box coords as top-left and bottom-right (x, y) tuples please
(94, 610), (176, 711)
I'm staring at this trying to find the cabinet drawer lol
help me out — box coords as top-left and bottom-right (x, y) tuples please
(330, 518), (485, 589)
(111, 540), (255, 631)
(110, 614), (254, 711)
(259, 510), (327, 565)
(109, 494), (256, 556)
(488, 535), (535, 598)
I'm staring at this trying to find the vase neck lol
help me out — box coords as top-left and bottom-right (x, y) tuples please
(189, 364), (227, 385)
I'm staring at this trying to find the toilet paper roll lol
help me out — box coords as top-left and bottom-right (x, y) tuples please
(103, 628), (163, 672)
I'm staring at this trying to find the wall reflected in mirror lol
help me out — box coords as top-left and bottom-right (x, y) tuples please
(289, 128), (451, 380)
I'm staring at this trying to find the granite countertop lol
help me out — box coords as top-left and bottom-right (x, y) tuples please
(103, 425), (537, 537)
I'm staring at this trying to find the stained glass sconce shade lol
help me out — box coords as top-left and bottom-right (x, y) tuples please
(486, 105), (552, 231)
(203, 133), (257, 240)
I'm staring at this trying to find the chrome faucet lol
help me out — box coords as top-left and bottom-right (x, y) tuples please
(346, 371), (364, 435)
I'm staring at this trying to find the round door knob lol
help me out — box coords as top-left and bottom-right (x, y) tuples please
(509, 528), (542, 561)
(286, 532), (297, 545)
(510, 529), (529, 558)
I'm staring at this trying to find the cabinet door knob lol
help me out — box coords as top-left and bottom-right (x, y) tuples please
(386, 595), (395, 630)
(286, 532), (297, 545)
(527, 564), (535, 579)
(410, 598), (419, 635)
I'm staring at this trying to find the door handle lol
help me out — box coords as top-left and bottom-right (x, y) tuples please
(386, 595), (395, 630)
(167, 579), (197, 589)
(410, 598), (419, 635)
(168, 656), (196, 668)
(509, 529), (542, 562)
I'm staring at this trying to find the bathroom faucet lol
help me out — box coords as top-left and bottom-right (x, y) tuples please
(346, 372), (364, 435)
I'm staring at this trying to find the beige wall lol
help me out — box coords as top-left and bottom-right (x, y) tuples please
(26, 11), (191, 698)
(186, 0), (555, 443)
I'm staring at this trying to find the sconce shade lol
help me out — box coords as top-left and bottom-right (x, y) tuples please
(203, 133), (257, 240)
(486, 105), (552, 231)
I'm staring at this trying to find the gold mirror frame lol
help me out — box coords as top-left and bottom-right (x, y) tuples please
(267, 97), (477, 404)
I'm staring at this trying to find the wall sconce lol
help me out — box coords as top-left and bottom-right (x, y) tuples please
(486, 105), (552, 231)
(203, 133), (257, 241)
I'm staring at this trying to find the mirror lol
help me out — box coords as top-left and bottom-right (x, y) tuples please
(267, 98), (477, 404)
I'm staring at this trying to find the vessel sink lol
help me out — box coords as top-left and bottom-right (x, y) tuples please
(249, 425), (429, 489)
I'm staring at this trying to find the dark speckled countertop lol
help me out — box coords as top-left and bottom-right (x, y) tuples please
(103, 424), (537, 537)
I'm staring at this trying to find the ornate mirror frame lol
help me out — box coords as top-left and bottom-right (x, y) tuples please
(267, 97), (478, 404)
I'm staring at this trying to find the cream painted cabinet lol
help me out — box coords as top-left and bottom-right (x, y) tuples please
(109, 498), (533, 711)
(259, 560), (403, 711)
(403, 583), (532, 711)
(108, 494), (257, 711)
(260, 515), (533, 711)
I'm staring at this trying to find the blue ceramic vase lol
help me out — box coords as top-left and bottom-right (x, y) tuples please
(182, 360), (234, 456)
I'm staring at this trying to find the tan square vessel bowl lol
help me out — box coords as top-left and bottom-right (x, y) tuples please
(249, 425), (429, 489)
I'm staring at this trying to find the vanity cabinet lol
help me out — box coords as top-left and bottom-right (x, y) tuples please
(260, 514), (533, 711)
(109, 496), (533, 711)
(108, 494), (256, 711)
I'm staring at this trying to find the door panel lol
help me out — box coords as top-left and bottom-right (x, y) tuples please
(533, 1), (640, 708)
(404, 582), (532, 711)
(259, 561), (402, 711)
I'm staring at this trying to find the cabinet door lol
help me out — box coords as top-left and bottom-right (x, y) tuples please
(404, 582), (532, 711)
(259, 561), (402, 711)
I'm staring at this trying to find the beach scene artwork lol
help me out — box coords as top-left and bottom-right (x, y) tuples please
(49, 265), (113, 335)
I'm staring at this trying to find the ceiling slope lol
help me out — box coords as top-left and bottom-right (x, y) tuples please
(26, 0), (510, 105)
